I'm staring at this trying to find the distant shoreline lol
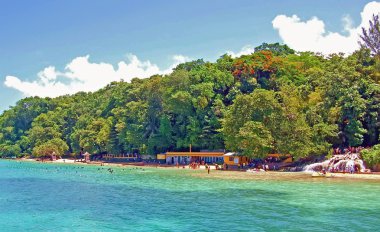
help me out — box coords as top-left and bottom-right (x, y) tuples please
(3, 158), (380, 181)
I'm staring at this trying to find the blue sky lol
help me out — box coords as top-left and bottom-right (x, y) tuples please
(0, 0), (378, 112)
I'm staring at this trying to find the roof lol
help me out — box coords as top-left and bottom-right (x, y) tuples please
(165, 152), (224, 157)
(223, 152), (236, 157)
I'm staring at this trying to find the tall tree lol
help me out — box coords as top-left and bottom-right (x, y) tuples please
(360, 14), (380, 56)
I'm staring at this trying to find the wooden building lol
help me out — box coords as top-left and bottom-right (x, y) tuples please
(163, 151), (225, 165)
(159, 151), (250, 166)
(103, 153), (139, 161)
(223, 152), (249, 166)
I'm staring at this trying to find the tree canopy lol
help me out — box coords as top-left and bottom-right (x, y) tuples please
(1, 43), (380, 160)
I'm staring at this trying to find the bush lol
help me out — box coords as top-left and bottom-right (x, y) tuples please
(361, 145), (380, 168)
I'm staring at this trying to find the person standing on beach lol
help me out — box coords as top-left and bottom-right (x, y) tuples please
(207, 165), (210, 174)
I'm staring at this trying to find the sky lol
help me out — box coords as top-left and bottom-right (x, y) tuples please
(1, 0), (380, 112)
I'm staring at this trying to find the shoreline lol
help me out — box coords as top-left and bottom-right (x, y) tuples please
(4, 158), (380, 181)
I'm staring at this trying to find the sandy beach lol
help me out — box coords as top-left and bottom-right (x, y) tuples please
(188, 169), (380, 181)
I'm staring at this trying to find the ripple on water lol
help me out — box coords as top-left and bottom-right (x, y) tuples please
(0, 160), (380, 231)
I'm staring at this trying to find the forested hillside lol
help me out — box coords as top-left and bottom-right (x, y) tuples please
(1, 41), (379, 159)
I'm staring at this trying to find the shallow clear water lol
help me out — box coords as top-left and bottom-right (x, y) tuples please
(0, 160), (379, 231)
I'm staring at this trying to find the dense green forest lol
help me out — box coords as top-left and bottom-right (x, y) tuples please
(0, 44), (378, 159)
(1, 15), (379, 160)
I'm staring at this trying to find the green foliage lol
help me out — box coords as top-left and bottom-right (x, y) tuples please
(222, 89), (280, 155)
(0, 143), (21, 158)
(32, 138), (68, 157)
(237, 121), (273, 158)
(361, 145), (380, 168)
(254, 42), (295, 56)
(310, 123), (338, 155)
(1, 42), (380, 161)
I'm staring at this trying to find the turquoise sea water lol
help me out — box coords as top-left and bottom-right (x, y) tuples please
(0, 160), (379, 231)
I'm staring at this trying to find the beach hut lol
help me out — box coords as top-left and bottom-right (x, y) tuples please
(83, 152), (91, 163)
(164, 151), (225, 165)
(50, 152), (57, 161)
(223, 152), (249, 166)
(157, 154), (166, 162)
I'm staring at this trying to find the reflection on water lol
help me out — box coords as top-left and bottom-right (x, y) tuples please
(0, 160), (379, 231)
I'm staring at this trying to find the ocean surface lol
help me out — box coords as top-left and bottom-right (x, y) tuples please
(0, 160), (379, 232)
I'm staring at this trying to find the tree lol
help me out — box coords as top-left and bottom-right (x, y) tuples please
(310, 123), (338, 155)
(147, 116), (173, 154)
(32, 138), (68, 157)
(222, 89), (281, 156)
(78, 118), (112, 154)
(254, 42), (295, 56)
(339, 88), (367, 146)
(174, 59), (205, 71)
(0, 143), (21, 158)
(269, 86), (312, 157)
(360, 14), (380, 56)
(237, 121), (273, 158)
(1, 41), (380, 161)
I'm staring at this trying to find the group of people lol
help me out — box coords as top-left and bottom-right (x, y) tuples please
(174, 161), (224, 174)
(187, 162), (219, 173)
(333, 146), (363, 155)
(248, 162), (271, 171)
(188, 162), (201, 169)
(328, 165), (359, 174)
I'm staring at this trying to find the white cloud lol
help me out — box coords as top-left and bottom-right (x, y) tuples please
(272, 1), (380, 54)
(8, 2), (379, 98)
(4, 54), (191, 98)
(226, 45), (256, 58)
(342, 15), (354, 33)
(162, 55), (192, 74)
